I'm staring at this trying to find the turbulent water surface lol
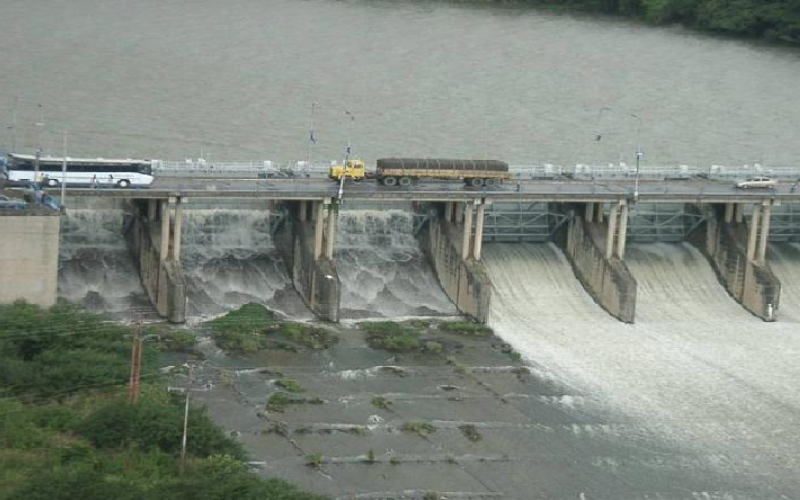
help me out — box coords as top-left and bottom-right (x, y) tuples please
(484, 242), (800, 497)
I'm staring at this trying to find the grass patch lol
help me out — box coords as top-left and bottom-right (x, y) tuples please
(458, 424), (483, 442)
(266, 392), (292, 413)
(278, 322), (339, 350)
(439, 321), (492, 336)
(362, 322), (421, 352)
(371, 396), (392, 410)
(146, 324), (196, 352)
(401, 422), (437, 437)
(208, 303), (276, 353)
(305, 453), (324, 468)
(275, 379), (304, 393)
(424, 341), (444, 354)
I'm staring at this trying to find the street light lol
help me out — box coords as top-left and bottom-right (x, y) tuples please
(629, 113), (643, 202)
(34, 120), (45, 182)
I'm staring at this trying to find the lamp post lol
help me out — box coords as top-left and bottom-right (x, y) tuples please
(60, 131), (68, 207)
(34, 120), (45, 182)
(630, 113), (643, 202)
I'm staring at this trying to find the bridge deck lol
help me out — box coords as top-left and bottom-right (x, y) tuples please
(55, 178), (800, 204)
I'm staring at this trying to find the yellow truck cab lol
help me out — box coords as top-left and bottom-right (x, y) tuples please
(329, 159), (366, 181)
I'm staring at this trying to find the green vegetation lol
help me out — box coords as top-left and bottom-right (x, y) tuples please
(0, 302), (326, 500)
(401, 422), (438, 437)
(208, 304), (338, 353)
(305, 453), (324, 468)
(209, 303), (276, 352)
(279, 322), (339, 350)
(439, 321), (492, 337)
(365, 449), (376, 463)
(371, 396), (392, 410)
(146, 324), (196, 352)
(362, 321), (421, 352)
(458, 424), (483, 442)
(266, 392), (293, 412)
(425, 341), (444, 354)
(276, 379), (305, 393)
(390, 456), (402, 465)
(481, 0), (800, 45)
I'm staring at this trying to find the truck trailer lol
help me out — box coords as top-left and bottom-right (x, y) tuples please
(329, 158), (511, 187)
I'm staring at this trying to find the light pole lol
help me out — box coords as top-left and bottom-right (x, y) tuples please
(630, 113), (643, 202)
(308, 101), (319, 168)
(60, 131), (68, 207)
(34, 120), (45, 182)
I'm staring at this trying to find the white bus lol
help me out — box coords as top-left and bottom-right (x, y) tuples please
(6, 153), (155, 188)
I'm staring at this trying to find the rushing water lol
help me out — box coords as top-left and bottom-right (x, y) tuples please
(1, 0), (799, 167)
(336, 209), (457, 318)
(484, 242), (800, 497)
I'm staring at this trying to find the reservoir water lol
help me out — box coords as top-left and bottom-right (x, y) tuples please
(1, 0), (799, 167)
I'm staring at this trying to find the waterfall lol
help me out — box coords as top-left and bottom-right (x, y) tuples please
(58, 206), (151, 318)
(335, 209), (457, 318)
(180, 208), (305, 320)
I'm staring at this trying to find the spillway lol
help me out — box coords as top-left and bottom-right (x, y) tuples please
(335, 210), (457, 318)
(180, 208), (306, 320)
(58, 203), (154, 319)
(484, 242), (800, 495)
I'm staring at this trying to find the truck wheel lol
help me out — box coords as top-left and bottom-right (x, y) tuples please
(469, 178), (484, 187)
(399, 177), (412, 187)
(382, 177), (398, 187)
(484, 178), (496, 187)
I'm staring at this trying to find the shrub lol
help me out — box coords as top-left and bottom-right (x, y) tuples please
(275, 379), (304, 393)
(76, 394), (245, 460)
(401, 422), (437, 437)
(439, 321), (491, 336)
(371, 396), (391, 410)
(458, 424), (482, 442)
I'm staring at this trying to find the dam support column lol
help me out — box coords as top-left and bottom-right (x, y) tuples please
(687, 201), (780, 321)
(418, 200), (492, 323)
(288, 199), (341, 322)
(554, 200), (637, 323)
(129, 196), (186, 323)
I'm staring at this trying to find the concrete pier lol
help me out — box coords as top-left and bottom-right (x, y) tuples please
(286, 200), (341, 322)
(419, 201), (492, 323)
(688, 202), (780, 321)
(555, 202), (637, 323)
(128, 197), (187, 323)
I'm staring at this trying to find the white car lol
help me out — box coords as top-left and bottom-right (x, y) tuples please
(735, 176), (777, 189)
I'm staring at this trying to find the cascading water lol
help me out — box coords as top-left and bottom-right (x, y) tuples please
(335, 209), (457, 318)
(180, 207), (306, 320)
(58, 201), (153, 319)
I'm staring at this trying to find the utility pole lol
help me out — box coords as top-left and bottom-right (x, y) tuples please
(308, 101), (318, 168)
(10, 96), (18, 152)
(179, 364), (193, 476)
(128, 320), (143, 404)
(60, 131), (68, 206)
(630, 113), (643, 203)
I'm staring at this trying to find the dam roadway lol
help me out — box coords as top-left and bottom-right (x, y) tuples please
(58, 177), (800, 204)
